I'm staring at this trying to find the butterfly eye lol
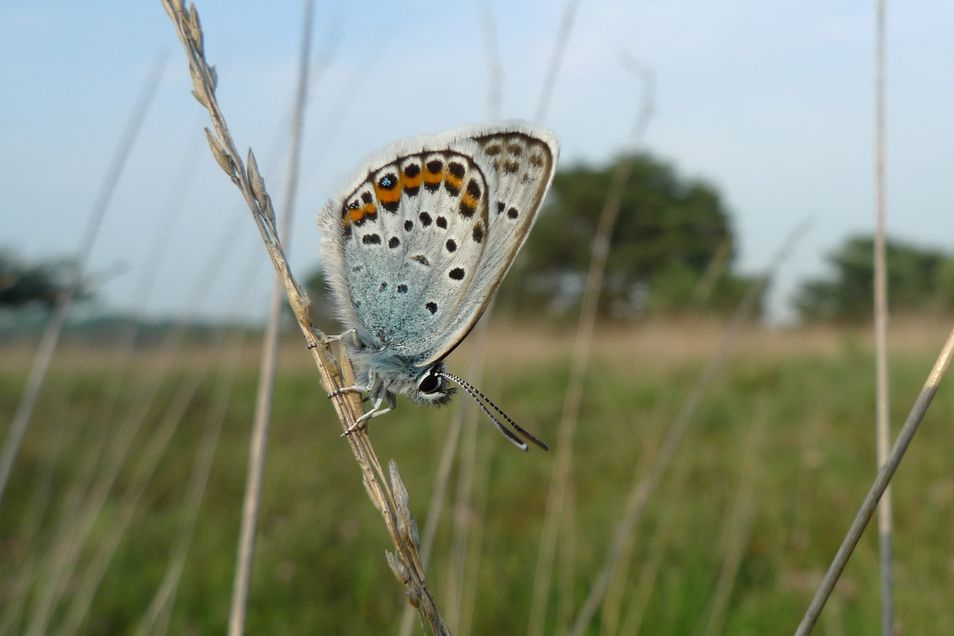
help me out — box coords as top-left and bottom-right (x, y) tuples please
(417, 373), (441, 394)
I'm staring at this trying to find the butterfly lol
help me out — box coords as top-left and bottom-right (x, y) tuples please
(318, 121), (559, 451)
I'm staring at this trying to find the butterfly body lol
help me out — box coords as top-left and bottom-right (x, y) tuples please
(318, 121), (558, 449)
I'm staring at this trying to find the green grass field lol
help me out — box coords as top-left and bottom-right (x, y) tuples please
(2, 322), (953, 634)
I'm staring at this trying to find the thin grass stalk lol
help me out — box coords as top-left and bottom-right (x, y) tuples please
(228, 2), (313, 633)
(696, 405), (768, 636)
(0, 142), (199, 632)
(397, 321), (488, 636)
(528, 63), (655, 636)
(0, 404), (82, 634)
(22, 216), (245, 636)
(692, 238), (732, 307)
(534, 0), (582, 123)
(57, 317), (246, 634)
(596, 418), (666, 636)
(160, 2), (447, 631)
(307, 31), (391, 180)
(479, 1), (503, 120)
(616, 436), (693, 636)
(444, 326), (491, 630)
(58, 255), (260, 634)
(569, 221), (809, 636)
(458, 428), (493, 636)
(0, 54), (166, 504)
(872, 1), (894, 633)
(399, 11), (505, 631)
(136, 315), (256, 635)
(794, 323), (954, 634)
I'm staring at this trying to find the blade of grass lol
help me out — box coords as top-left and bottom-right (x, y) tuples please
(569, 221), (809, 636)
(160, 2), (448, 631)
(534, 0), (582, 123)
(228, 1), (314, 633)
(136, 305), (257, 636)
(794, 323), (954, 634)
(529, 59), (654, 636)
(872, 1), (894, 633)
(0, 53), (166, 505)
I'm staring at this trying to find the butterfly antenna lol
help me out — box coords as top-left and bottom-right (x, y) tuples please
(439, 371), (550, 451)
(441, 373), (527, 451)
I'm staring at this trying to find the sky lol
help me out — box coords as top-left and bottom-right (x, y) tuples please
(3, 1), (954, 325)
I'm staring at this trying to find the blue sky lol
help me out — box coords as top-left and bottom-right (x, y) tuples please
(3, 1), (954, 323)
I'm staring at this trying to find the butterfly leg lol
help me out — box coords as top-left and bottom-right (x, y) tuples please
(342, 388), (396, 436)
(318, 328), (358, 346)
(327, 382), (371, 398)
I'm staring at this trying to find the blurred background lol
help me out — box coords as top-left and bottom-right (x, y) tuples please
(2, 1), (954, 634)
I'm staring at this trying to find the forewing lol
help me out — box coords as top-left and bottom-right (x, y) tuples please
(318, 121), (557, 366)
(318, 145), (491, 360)
(416, 124), (558, 365)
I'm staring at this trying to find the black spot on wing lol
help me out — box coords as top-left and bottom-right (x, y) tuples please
(448, 162), (466, 178)
(362, 233), (381, 245)
(388, 237), (400, 248)
(466, 179), (481, 199)
(425, 301), (437, 315)
(459, 200), (476, 217)
(449, 267), (465, 280)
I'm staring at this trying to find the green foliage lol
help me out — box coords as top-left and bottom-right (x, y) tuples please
(2, 332), (954, 633)
(794, 236), (954, 322)
(0, 251), (85, 310)
(507, 152), (757, 319)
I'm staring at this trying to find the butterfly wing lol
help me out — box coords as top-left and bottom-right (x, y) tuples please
(423, 124), (559, 364)
(318, 121), (558, 366)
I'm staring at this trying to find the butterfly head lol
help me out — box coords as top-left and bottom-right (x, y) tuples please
(411, 363), (456, 406)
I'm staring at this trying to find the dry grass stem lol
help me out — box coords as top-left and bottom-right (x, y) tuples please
(160, 2), (448, 632)
(22, 216), (246, 636)
(0, 54), (166, 505)
(0, 141), (199, 633)
(534, 0), (582, 123)
(795, 322), (954, 634)
(569, 222), (808, 636)
(479, 1), (503, 120)
(872, 1), (894, 633)
(596, 424), (667, 636)
(529, 60), (654, 636)
(57, 321), (246, 634)
(697, 405), (768, 636)
(228, 2), (313, 633)
(137, 323), (253, 636)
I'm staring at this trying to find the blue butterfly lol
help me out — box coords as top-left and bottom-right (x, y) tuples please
(318, 121), (558, 450)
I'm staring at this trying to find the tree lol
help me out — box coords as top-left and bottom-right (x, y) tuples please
(794, 236), (954, 322)
(502, 152), (758, 319)
(0, 251), (85, 311)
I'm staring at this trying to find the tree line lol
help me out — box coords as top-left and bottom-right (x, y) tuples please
(5, 152), (953, 324)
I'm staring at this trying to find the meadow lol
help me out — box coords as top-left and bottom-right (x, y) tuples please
(2, 320), (953, 634)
